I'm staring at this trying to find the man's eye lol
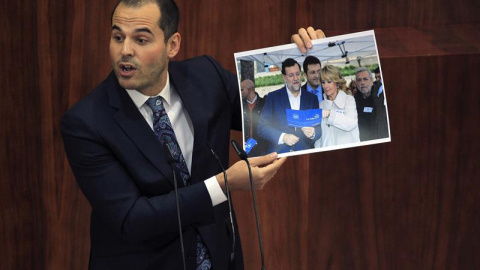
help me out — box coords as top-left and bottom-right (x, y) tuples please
(137, 38), (147, 44)
(113, 35), (124, 42)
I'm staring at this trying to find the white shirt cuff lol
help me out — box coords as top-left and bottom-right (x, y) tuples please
(278, 133), (286, 145)
(205, 176), (227, 206)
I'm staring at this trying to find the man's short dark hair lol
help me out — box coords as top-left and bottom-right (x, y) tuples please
(281, 58), (301, 75)
(111, 0), (179, 42)
(303, 56), (321, 73)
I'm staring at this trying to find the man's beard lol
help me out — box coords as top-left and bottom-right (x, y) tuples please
(360, 87), (372, 98)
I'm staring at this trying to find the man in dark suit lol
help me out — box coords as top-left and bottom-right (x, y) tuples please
(301, 55), (323, 103)
(240, 79), (268, 157)
(61, 1), (286, 269)
(354, 67), (389, 141)
(257, 58), (321, 154)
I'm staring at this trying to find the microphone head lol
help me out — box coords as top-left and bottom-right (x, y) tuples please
(231, 140), (248, 160)
(163, 142), (176, 164)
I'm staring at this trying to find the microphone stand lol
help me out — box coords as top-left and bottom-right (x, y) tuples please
(163, 142), (187, 270)
(207, 143), (236, 266)
(231, 140), (266, 270)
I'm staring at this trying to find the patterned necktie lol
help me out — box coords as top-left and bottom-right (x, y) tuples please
(145, 97), (212, 270)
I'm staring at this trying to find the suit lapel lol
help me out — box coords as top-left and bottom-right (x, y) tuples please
(280, 86), (291, 110)
(106, 73), (178, 187)
(299, 88), (311, 110)
(168, 64), (209, 183)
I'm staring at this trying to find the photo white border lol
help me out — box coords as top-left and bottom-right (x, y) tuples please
(234, 30), (391, 158)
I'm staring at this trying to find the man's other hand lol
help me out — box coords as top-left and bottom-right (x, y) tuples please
(291, 27), (326, 54)
(216, 152), (287, 192)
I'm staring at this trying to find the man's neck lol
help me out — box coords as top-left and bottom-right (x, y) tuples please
(308, 83), (320, 90)
(136, 72), (168, 97)
(246, 93), (257, 104)
(362, 92), (372, 99)
(287, 86), (300, 97)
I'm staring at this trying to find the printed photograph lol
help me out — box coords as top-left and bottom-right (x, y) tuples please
(234, 30), (391, 158)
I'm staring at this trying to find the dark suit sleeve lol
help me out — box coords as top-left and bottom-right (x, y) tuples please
(257, 92), (284, 145)
(61, 110), (215, 244)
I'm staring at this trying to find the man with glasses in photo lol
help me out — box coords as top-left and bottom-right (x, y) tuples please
(301, 55), (323, 103)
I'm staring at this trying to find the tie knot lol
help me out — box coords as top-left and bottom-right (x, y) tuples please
(146, 97), (164, 112)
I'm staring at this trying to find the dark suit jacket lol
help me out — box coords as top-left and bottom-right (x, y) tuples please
(61, 56), (243, 270)
(257, 86), (321, 153)
(242, 94), (268, 157)
(354, 82), (389, 141)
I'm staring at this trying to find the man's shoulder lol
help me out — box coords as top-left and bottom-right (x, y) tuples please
(353, 91), (364, 101)
(63, 72), (117, 117)
(168, 55), (234, 87)
(301, 83), (308, 91)
(373, 82), (382, 93)
(268, 86), (287, 97)
(257, 93), (266, 103)
(169, 55), (220, 70)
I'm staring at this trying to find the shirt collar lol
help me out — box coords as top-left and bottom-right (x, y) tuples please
(246, 93), (258, 104)
(125, 73), (172, 108)
(306, 83), (322, 93)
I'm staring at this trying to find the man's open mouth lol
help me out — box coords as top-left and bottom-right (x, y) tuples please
(119, 63), (137, 76)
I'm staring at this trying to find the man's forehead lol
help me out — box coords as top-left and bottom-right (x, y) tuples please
(357, 71), (371, 78)
(112, 3), (161, 29)
(285, 65), (300, 73)
(308, 63), (321, 70)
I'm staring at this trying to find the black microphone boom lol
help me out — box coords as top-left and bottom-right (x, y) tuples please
(207, 142), (236, 266)
(230, 140), (266, 270)
(163, 142), (187, 270)
(231, 139), (248, 160)
(163, 142), (176, 163)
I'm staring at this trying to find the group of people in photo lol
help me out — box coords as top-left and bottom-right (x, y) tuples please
(241, 56), (389, 156)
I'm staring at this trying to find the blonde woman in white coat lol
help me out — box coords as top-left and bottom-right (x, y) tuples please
(315, 65), (360, 148)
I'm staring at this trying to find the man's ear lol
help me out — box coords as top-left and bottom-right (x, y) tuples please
(166, 32), (181, 59)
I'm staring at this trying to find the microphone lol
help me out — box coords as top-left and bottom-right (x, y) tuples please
(231, 140), (266, 270)
(163, 142), (187, 270)
(207, 142), (236, 266)
(231, 139), (248, 160)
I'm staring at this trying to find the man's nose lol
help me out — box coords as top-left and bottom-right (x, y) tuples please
(121, 39), (134, 57)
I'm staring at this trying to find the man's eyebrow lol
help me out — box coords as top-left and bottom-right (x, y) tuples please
(134, 27), (154, 35)
(111, 25), (153, 35)
(111, 25), (122, 32)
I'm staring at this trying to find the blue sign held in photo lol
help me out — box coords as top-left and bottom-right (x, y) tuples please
(286, 109), (322, 128)
(245, 138), (257, 155)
